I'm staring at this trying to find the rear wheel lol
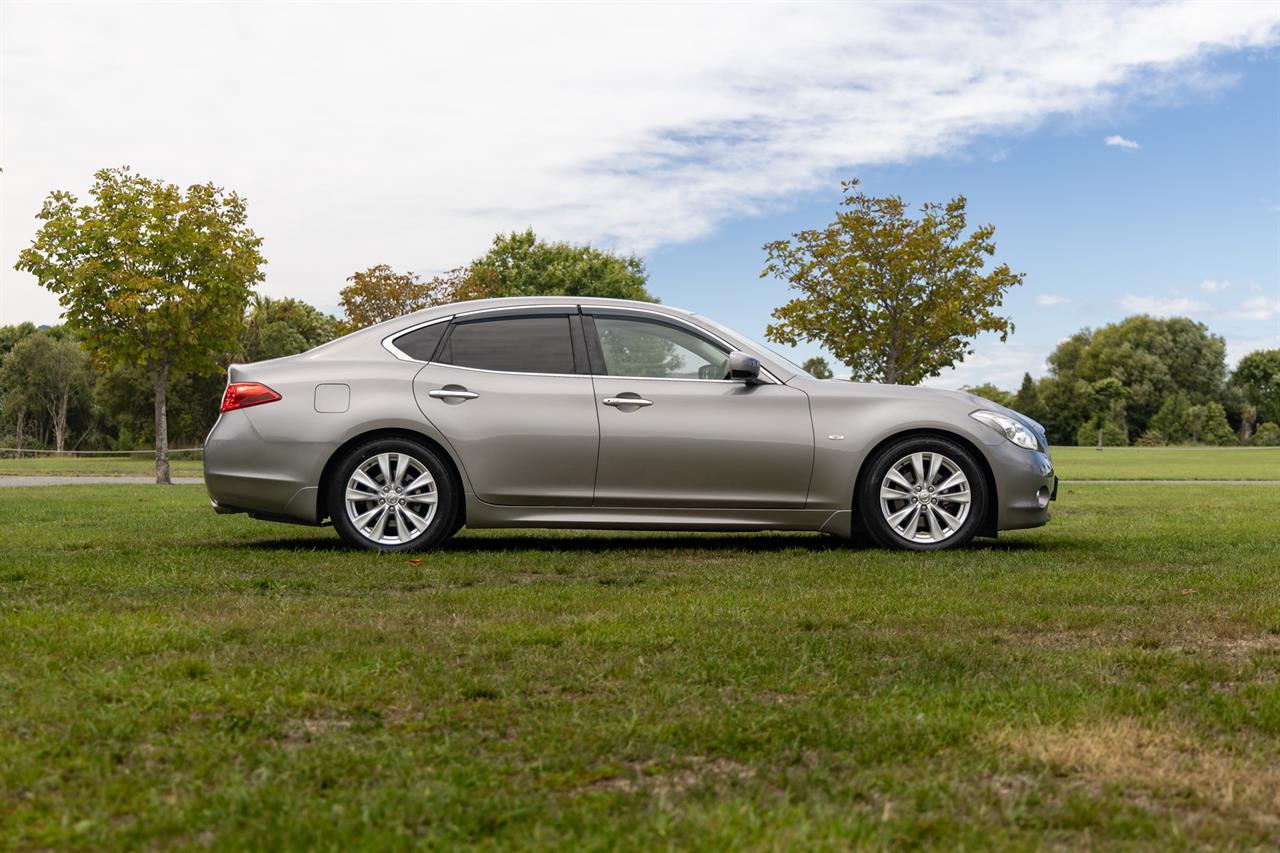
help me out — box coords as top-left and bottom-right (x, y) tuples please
(857, 436), (988, 551)
(328, 438), (458, 552)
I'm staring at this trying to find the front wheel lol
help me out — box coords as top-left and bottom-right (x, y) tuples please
(328, 438), (459, 552)
(856, 436), (988, 551)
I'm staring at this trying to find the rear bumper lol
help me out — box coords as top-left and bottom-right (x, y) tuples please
(204, 412), (324, 524)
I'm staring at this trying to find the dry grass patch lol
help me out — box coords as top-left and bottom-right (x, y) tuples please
(578, 756), (757, 797)
(997, 719), (1280, 833)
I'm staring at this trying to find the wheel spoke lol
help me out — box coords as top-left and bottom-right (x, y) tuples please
(936, 470), (965, 492)
(934, 504), (963, 529)
(346, 487), (377, 502)
(880, 486), (910, 501)
(886, 504), (917, 527)
(394, 506), (416, 541)
(369, 505), (390, 539)
(403, 471), (435, 493)
(911, 453), (925, 485)
(926, 505), (945, 540)
(885, 468), (913, 491)
(405, 491), (437, 504)
(940, 489), (970, 504)
(400, 502), (432, 525)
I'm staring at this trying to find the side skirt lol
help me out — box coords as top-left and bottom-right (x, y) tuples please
(464, 496), (852, 539)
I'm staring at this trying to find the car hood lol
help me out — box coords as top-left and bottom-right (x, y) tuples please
(803, 379), (1047, 438)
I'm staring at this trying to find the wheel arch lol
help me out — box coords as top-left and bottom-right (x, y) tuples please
(317, 428), (467, 526)
(851, 428), (999, 539)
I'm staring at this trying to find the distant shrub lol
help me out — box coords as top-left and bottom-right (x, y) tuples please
(1135, 431), (1166, 447)
(1075, 416), (1129, 447)
(1253, 422), (1280, 446)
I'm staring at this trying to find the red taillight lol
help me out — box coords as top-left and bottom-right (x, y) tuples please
(221, 382), (281, 413)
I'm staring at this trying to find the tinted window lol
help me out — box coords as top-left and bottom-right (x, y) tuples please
(440, 316), (576, 374)
(392, 322), (448, 361)
(594, 317), (728, 379)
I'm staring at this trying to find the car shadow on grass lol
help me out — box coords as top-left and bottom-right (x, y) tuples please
(232, 531), (1048, 554)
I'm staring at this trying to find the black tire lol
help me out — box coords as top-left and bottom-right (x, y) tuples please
(327, 437), (459, 552)
(856, 435), (988, 552)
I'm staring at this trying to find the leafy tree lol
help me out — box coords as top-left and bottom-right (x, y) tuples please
(962, 383), (1013, 407)
(1253, 422), (1280, 446)
(1087, 377), (1127, 449)
(1189, 402), (1235, 446)
(468, 229), (653, 301)
(1036, 376), (1095, 446)
(1231, 349), (1280, 426)
(802, 357), (834, 379)
(1044, 315), (1226, 440)
(15, 167), (265, 482)
(0, 333), (93, 453)
(242, 295), (342, 361)
(761, 179), (1023, 384)
(1149, 392), (1192, 444)
(1075, 416), (1128, 447)
(0, 322), (39, 361)
(1011, 372), (1049, 425)
(339, 265), (461, 331)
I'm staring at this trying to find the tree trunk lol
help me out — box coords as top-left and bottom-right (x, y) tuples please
(14, 409), (24, 454)
(151, 365), (171, 485)
(54, 392), (69, 455)
(1096, 423), (1104, 451)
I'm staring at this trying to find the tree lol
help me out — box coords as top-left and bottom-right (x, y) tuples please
(1044, 315), (1226, 440)
(242, 295), (342, 362)
(1036, 376), (1094, 446)
(1087, 377), (1127, 450)
(15, 167), (265, 483)
(0, 333), (93, 453)
(1189, 402), (1235, 446)
(962, 383), (1013, 407)
(1253, 422), (1280, 446)
(1149, 392), (1192, 444)
(761, 179), (1023, 384)
(467, 229), (654, 301)
(802, 357), (834, 379)
(338, 265), (461, 331)
(1231, 349), (1280, 426)
(1011, 372), (1049, 425)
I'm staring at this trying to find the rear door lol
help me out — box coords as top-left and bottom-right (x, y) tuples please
(585, 309), (814, 508)
(408, 307), (599, 506)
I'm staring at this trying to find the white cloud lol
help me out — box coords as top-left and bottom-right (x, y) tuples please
(922, 341), (1051, 392)
(1036, 294), (1071, 306)
(1225, 294), (1280, 321)
(1120, 294), (1213, 315)
(1105, 134), (1142, 149)
(1200, 278), (1230, 293)
(3, 1), (1279, 323)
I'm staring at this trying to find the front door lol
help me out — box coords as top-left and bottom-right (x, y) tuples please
(412, 309), (598, 506)
(586, 311), (814, 508)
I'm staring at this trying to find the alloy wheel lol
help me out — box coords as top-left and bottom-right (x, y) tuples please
(878, 451), (972, 544)
(344, 452), (438, 545)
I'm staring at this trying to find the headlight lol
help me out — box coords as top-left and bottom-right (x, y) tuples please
(970, 410), (1042, 451)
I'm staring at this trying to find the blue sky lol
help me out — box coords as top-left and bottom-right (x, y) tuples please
(3, 2), (1278, 388)
(647, 51), (1280, 387)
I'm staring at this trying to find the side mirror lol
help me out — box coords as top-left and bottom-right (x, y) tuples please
(727, 351), (762, 384)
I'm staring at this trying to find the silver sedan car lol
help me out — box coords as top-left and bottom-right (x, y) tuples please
(205, 297), (1056, 551)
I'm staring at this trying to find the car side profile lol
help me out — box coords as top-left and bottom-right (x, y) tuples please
(205, 297), (1056, 551)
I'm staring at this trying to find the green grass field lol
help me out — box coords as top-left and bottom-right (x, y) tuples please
(1049, 445), (1280, 481)
(0, 455), (204, 478)
(2, 480), (1278, 848)
(2, 446), (1276, 482)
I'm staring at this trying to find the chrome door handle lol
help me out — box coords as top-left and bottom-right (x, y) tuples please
(428, 389), (479, 400)
(602, 396), (653, 408)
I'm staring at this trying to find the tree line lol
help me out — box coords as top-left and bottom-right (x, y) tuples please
(7, 167), (1276, 485)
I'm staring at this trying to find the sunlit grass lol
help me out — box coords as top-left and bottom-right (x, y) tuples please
(2, 482), (1278, 847)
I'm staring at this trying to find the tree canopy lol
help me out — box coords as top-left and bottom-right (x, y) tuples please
(15, 166), (265, 482)
(761, 179), (1022, 384)
(468, 229), (653, 302)
(1231, 349), (1280, 425)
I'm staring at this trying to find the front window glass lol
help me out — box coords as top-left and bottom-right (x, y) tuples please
(595, 317), (728, 379)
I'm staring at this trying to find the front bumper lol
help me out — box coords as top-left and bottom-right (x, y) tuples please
(989, 442), (1056, 531)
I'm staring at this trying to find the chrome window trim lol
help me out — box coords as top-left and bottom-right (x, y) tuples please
(382, 315), (454, 363)
(381, 302), (779, 384)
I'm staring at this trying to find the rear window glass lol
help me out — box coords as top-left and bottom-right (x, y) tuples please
(392, 322), (448, 361)
(439, 316), (576, 374)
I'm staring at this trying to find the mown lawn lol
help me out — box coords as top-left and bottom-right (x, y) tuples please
(0, 455), (204, 478)
(1050, 445), (1280, 481)
(2, 482), (1278, 848)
